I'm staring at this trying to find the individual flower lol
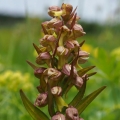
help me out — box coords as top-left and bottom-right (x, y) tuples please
(66, 106), (79, 120)
(36, 52), (51, 66)
(70, 24), (86, 39)
(61, 3), (73, 21)
(51, 113), (65, 120)
(48, 6), (62, 17)
(77, 50), (89, 64)
(40, 35), (57, 51)
(34, 93), (48, 107)
(62, 64), (77, 77)
(51, 86), (62, 96)
(34, 67), (46, 79)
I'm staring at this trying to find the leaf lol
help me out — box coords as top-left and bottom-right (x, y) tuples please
(78, 66), (95, 76)
(77, 86), (106, 114)
(69, 80), (86, 107)
(20, 90), (49, 120)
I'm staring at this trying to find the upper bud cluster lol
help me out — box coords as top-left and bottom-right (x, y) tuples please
(27, 3), (96, 120)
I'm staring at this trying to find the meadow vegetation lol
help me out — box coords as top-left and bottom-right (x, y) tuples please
(0, 18), (120, 120)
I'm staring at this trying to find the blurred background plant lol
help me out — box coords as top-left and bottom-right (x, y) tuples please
(0, 0), (120, 120)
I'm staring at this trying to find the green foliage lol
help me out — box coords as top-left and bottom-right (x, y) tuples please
(0, 16), (120, 119)
(20, 90), (49, 120)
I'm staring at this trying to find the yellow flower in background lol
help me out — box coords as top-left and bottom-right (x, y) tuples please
(0, 70), (33, 92)
(81, 43), (93, 53)
(111, 47), (120, 60)
(92, 47), (99, 58)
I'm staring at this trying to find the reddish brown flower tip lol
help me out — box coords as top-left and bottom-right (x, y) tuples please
(36, 52), (51, 65)
(34, 67), (46, 79)
(66, 106), (79, 120)
(51, 113), (65, 120)
(48, 6), (62, 17)
(57, 46), (69, 56)
(49, 6), (61, 11)
(74, 76), (83, 88)
(65, 40), (79, 49)
(43, 68), (62, 81)
(62, 64), (77, 76)
(72, 24), (86, 38)
(34, 93), (48, 107)
(51, 86), (62, 96)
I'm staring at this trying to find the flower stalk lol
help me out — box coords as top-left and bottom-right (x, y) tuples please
(20, 3), (106, 120)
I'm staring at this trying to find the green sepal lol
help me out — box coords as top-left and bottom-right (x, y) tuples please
(26, 60), (37, 70)
(33, 43), (41, 54)
(87, 72), (97, 77)
(77, 86), (106, 114)
(78, 66), (95, 76)
(20, 90), (49, 120)
(55, 96), (68, 112)
(69, 80), (86, 107)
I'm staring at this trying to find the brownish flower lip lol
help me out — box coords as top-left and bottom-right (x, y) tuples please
(51, 86), (62, 96)
(34, 93), (48, 107)
(66, 106), (79, 120)
(51, 113), (65, 120)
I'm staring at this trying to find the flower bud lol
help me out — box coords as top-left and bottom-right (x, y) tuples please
(74, 76), (83, 88)
(77, 50), (89, 64)
(34, 67), (46, 79)
(47, 18), (59, 28)
(57, 46), (69, 56)
(66, 106), (79, 120)
(71, 24), (86, 39)
(34, 93), (48, 107)
(36, 52), (51, 65)
(43, 68), (62, 82)
(40, 35), (57, 51)
(51, 86), (62, 96)
(48, 6), (63, 17)
(51, 113), (65, 120)
(61, 3), (73, 21)
(65, 40), (79, 52)
(53, 20), (63, 32)
(62, 64), (77, 77)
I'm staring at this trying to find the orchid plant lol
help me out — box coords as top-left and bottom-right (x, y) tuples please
(20, 3), (106, 120)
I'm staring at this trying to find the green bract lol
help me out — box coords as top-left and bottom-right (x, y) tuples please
(20, 3), (106, 120)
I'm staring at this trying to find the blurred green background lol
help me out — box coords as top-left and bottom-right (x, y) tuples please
(0, 0), (120, 120)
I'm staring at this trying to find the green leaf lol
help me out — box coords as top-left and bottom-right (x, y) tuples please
(20, 90), (49, 120)
(77, 86), (106, 114)
(69, 80), (86, 107)
(78, 66), (95, 76)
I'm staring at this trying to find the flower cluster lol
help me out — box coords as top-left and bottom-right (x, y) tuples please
(21, 3), (106, 120)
